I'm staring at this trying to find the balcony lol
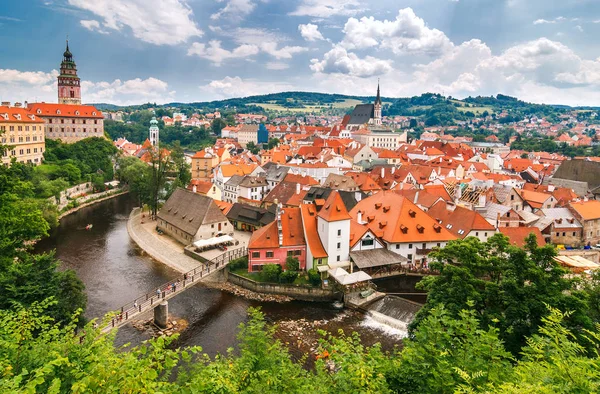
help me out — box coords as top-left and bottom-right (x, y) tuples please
(416, 247), (432, 255)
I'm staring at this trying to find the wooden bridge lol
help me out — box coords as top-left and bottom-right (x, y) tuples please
(100, 247), (247, 333)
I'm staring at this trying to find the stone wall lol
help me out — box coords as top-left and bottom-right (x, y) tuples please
(227, 272), (336, 301)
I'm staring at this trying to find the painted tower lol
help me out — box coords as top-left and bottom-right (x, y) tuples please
(149, 117), (159, 147)
(58, 41), (81, 105)
(373, 80), (382, 126)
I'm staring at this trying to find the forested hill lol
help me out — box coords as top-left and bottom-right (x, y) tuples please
(92, 91), (588, 116)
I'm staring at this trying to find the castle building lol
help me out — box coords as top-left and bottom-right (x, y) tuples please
(0, 104), (46, 165)
(58, 41), (81, 105)
(27, 41), (104, 143)
(149, 117), (159, 146)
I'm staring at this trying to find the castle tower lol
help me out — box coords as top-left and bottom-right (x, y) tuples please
(373, 80), (382, 126)
(149, 117), (159, 147)
(58, 40), (81, 105)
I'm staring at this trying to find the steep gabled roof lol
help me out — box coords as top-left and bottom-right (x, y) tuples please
(428, 201), (495, 238)
(318, 191), (352, 222)
(499, 227), (545, 247)
(300, 204), (328, 258)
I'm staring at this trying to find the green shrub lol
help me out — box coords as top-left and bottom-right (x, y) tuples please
(262, 264), (282, 282)
(229, 256), (249, 271)
(308, 268), (321, 286)
(285, 256), (300, 272)
(280, 270), (298, 284)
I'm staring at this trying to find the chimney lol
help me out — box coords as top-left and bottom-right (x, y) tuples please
(296, 182), (301, 195)
(381, 167), (385, 179)
(357, 210), (363, 224)
(192, 185), (197, 193)
(1, 101), (9, 106)
(13, 102), (22, 108)
(355, 191), (362, 202)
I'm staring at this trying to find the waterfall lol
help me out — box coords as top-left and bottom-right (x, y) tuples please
(361, 296), (422, 338)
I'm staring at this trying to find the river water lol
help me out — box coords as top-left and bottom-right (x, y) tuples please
(35, 195), (413, 357)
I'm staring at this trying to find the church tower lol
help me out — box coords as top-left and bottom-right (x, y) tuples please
(149, 117), (159, 147)
(58, 41), (81, 105)
(373, 80), (382, 126)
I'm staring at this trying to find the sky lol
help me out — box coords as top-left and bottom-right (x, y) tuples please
(3, 0), (600, 106)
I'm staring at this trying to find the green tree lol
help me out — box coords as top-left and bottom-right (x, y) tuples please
(211, 118), (227, 136)
(246, 141), (260, 154)
(285, 256), (300, 272)
(411, 234), (592, 356)
(261, 264), (282, 282)
(266, 138), (280, 149)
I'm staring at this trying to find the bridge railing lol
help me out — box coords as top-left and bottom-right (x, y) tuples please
(102, 246), (247, 330)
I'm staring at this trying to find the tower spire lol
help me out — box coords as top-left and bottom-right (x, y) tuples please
(375, 78), (381, 105)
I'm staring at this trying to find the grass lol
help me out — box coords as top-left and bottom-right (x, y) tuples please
(457, 105), (494, 114)
(230, 268), (313, 286)
(249, 98), (366, 113)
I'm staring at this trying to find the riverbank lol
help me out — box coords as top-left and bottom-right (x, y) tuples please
(127, 208), (204, 273)
(58, 189), (128, 220)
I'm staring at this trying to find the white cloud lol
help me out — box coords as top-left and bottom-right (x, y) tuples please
(80, 19), (108, 34)
(533, 19), (555, 25)
(310, 45), (392, 77)
(187, 41), (259, 65)
(201, 76), (294, 99)
(298, 23), (324, 41)
(266, 62), (290, 70)
(289, 0), (362, 18)
(0, 69), (173, 105)
(259, 42), (308, 59)
(340, 8), (452, 56)
(67, 0), (202, 45)
(212, 27), (308, 60)
(82, 77), (175, 105)
(575, 25), (583, 32)
(211, 0), (256, 21)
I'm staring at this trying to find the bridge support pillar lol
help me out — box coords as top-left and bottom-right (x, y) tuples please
(154, 301), (169, 329)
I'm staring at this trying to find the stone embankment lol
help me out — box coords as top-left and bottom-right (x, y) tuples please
(203, 281), (292, 303)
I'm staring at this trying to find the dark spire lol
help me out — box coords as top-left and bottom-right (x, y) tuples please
(63, 38), (73, 61)
(375, 79), (381, 105)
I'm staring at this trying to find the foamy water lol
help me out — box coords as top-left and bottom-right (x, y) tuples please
(360, 314), (408, 339)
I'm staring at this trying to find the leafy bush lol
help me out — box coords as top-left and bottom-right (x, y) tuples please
(285, 256), (299, 272)
(279, 270), (298, 284)
(308, 268), (321, 286)
(261, 264), (281, 282)
(229, 256), (248, 271)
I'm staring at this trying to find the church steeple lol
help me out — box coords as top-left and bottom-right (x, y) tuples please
(373, 79), (382, 126)
(58, 39), (81, 105)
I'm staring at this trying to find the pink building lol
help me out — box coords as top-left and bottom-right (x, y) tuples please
(247, 206), (306, 272)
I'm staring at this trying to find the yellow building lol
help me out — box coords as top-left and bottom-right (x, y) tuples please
(191, 149), (219, 180)
(0, 105), (46, 165)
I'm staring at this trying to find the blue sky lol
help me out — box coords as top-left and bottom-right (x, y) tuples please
(2, 0), (600, 106)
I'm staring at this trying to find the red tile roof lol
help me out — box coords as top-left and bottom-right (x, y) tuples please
(249, 207), (305, 248)
(0, 106), (45, 123)
(27, 103), (103, 118)
(300, 204), (328, 258)
(499, 227), (545, 247)
(318, 191), (352, 222)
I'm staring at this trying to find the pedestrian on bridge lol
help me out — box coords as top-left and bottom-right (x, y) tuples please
(156, 288), (161, 298)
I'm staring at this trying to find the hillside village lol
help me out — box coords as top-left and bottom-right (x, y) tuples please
(113, 86), (600, 284)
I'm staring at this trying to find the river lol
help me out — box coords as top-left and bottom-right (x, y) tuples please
(35, 194), (412, 357)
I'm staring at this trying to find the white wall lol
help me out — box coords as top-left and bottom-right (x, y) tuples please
(318, 217), (350, 263)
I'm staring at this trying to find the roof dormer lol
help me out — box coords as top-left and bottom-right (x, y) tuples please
(56, 109), (61, 115)
(36, 109), (42, 114)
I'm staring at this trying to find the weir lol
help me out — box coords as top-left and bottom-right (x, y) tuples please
(363, 296), (422, 336)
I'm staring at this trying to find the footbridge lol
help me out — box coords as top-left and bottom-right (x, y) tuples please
(100, 247), (247, 333)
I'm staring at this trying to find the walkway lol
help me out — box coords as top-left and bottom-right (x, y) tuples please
(127, 207), (205, 273)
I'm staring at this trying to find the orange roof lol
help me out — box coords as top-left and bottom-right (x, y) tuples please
(188, 179), (214, 194)
(248, 207), (305, 248)
(27, 103), (103, 118)
(423, 184), (453, 202)
(318, 191), (351, 222)
(284, 173), (319, 186)
(350, 191), (457, 243)
(0, 106), (45, 123)
(346, 172), (382, 192)
(214, 200), (233, 215)
(428, 201), (495, 238)
(220, 163), (257, 177)
(570, 200), (600, 220)
(499, 227), (544, 248)
(517, 189), (553, 209)
(349, 220), (370, 248)
(300, 204), (328, 258)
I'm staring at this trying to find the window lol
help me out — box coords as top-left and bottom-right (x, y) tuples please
(361, 239), (374, 247)
(17, 126), (22, 131)
(337, 256), (341, 262)
(294, 250), (302, 256)
(287, 250), (294, 257)
(337, 229), (342, 236)
(337, 242), (341, 249)
(408, 243), (413, 249)
(251, 251), (260, 258)
(19, 149), (23, 155)
(562, 232), (566, 237)
(510, 194), (515, 201)
(396, 244), (400, 249)
(407, 254), (413, 261)
(573, 232), (576, 236)
(266, 251), (274, 258)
